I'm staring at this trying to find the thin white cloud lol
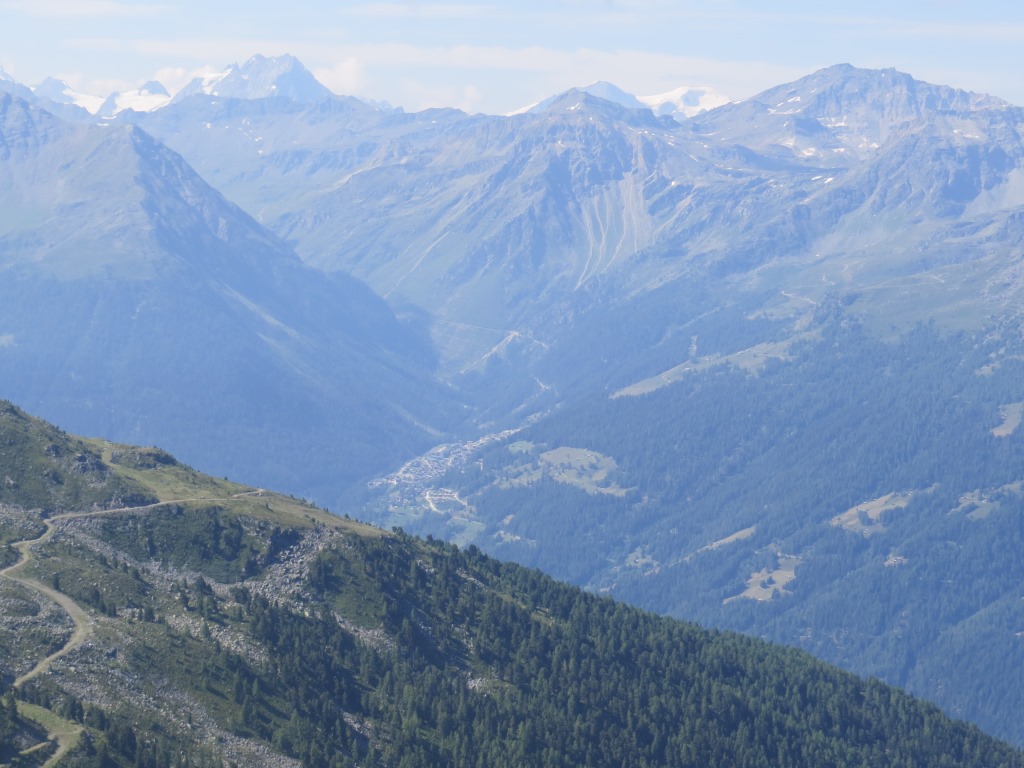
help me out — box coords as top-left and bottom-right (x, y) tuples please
(72, 36), (289, 63)
(892, 21), (1024, 42)
(333, 42), (803, 95)
(313, 58), (365, 96)
(65, 35), (808, 111)
(536, 5), (1024, 46)
(339, 4), (494, 19)
(664, 10), (1024, 43)
(62, 62), (226, 100)
(0, 0), (168, 17)
(150, 64), (225, 94)
(87, 76), (137, 96)
(56, 5), (1024, 113)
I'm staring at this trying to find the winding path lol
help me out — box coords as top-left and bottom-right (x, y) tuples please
(1, 491), (263, 765)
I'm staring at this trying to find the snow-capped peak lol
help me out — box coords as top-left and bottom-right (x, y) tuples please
(638, 86), (731, 119)
(33, 77), (104, 114)
(513, 81), (730, 119)
(98, 80), (172, 117)
(511, 81), (645, 115)
(171, 54), (334, 105)
(575, 81), (647, 110)
(0, 68), (38, 103)
(171, 67), (232, 101)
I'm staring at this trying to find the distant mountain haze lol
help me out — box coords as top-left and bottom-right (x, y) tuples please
(0, 92), (459, 499)
(2, 55), (1024, 746)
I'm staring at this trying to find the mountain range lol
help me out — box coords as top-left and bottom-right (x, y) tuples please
(115, 62), (1024, 376)
(0, 55), (729, 121)
(2, 53), (1024, 749)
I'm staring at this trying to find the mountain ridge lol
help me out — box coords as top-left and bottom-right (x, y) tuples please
(0, 93), (459, 498)
(1, 401), (1022, 767)
(515, 79), (730, 120)
(171, 53), (336, 107)
(125, 62), (1024, 374)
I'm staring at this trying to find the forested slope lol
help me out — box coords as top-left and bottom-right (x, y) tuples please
(0, 402), (1021, 767)
(369, 317), (1024, 744)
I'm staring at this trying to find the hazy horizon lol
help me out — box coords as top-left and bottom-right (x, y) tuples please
(1, 1), (1023, 114)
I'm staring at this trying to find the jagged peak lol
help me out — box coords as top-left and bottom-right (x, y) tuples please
(33, 77), (104, 113)
(512, 81), (643, 116)
(171, 53), (334, 106)
(513, 80), (728, 122)
(753, 63), (1008, 114)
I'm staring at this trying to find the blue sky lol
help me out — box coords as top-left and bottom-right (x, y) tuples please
(1, 1), (1022, 113)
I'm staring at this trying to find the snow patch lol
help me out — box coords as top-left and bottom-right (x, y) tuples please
(638, 84), (731, 118)
(98, 82), (171, 117)
(33, 77), (104, 113)
(511, 81), (729, 119)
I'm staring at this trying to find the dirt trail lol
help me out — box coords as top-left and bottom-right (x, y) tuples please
(1, 491), (260, 762)
(15, 702), (84, 768)
(3, 492), (264, 676)
(12, 575), (93, 689)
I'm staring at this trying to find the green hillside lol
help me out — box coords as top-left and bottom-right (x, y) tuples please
(0, 402), (1021, 767)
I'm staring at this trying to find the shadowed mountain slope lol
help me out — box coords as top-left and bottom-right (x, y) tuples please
(0, 94), (459, 499)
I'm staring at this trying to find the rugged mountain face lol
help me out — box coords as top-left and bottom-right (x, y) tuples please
(0, 69), (43, 116)
(32, 77), (104, 114)
(0, 72), (92, 122)
(172, 53), (336, 105)
(131, 87), (749, 370)
(0, 93), (458, 499)
(2, 404), (1022, 768)
(687, 64), (1009, 159)
(127, 64), (1024, 377)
